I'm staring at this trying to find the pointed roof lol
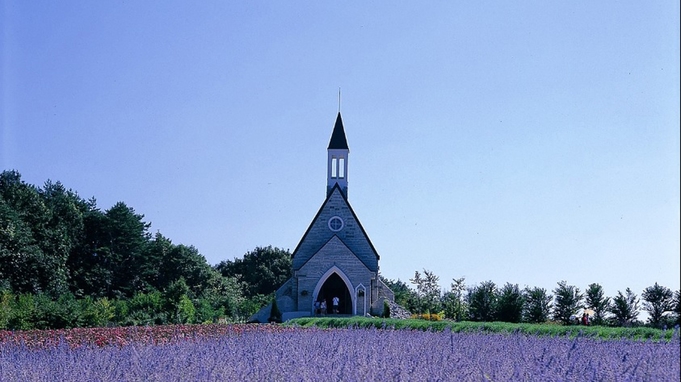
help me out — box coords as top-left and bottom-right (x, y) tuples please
(292, 183), (379, 271)
(327, 112), (349, 150)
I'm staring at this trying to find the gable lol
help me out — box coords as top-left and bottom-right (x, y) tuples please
(292, 184), (379, 272)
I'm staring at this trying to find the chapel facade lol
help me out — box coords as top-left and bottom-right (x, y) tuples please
(250, 112), (394, 322)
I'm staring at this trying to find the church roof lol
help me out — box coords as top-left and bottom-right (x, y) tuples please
(291, 183), (380, 271)
(327, 112), (349, 150)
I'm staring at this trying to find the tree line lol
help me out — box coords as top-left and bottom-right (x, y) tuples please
(0, 170), (290, 330)
(383, 270), (681, 328)
(2, 170), (678, 330)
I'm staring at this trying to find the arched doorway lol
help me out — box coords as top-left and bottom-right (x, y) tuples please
(316, 273), (352, 315)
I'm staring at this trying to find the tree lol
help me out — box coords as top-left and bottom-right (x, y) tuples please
(163, 277), (191, 323)
(0, 171), (58, 295)
(585, 283), (610, 325)
(641, 283), (673, 328)
(163, 244), (214, 298)
(610, 288), (640, 327)
(552, 281), (583, 325)
(66, 199), (110, 298)
(143, 232), (174, 291)
(103, 202), (152, 298)
(409, 269), (442, 314)
(496, 283), (524, 323)
(467, 281), (497, 322)
(409, 270), (425, 314)
(176, 295), (196, 324)
(216, 246), (291, 298)
(39, 180), (89, 297)
(268, 298), (282, 323)
(523, 286), (552, 323)
(422, 270), (442, 314)
(200, 271), (244, 321)
(442, 277), (467, 321)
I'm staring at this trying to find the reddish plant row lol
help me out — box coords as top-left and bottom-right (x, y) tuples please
(0, 323), (287, 349)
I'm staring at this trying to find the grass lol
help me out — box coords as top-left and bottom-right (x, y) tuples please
(285, 316), (678, 342)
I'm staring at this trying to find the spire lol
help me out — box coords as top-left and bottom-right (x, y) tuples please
(327, 112), (349, 150)
(327, 112), (349, 198)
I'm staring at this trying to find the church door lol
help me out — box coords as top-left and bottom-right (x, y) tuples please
(317, 273), (352, 315)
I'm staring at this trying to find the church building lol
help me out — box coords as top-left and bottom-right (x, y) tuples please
(251, 112), (394, 322)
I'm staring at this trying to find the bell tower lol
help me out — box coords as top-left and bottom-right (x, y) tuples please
(327, 112), (349, 197)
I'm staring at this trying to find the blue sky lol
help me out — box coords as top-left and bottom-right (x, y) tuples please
(2, 2), (679, 299)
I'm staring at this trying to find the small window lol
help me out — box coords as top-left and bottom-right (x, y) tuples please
(328, 216), (344, 232)
(331, 157), (337, 178)
(338, 158), (345, 178)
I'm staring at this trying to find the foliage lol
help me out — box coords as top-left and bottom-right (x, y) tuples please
(0, 170), (253, 328)
(268, 298), (282, 323)
(215, 246), (291, 298)
(122, 291), (167, 326)
(495, 283), (524, 323)
(641, 282), (674, 328)
(0, 171), (72, 296)
(523, 286), (552, 323)
(411, 312), (444, 321)
(467, 281), (497, 322)
(409, 270), (442, 314)
(0, 323), (286, 349)
(585, 283), (611, 325)
(552, 281), (583, 325)
(176, 295), (196, 324)
(610, 288), (640, 326)
(382, 299), (390, 318)
(441, 277), (467, 321)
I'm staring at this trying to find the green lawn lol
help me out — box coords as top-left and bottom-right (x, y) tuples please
(285, 316), (678, 341)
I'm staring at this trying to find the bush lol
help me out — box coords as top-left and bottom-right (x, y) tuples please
(268, 298), (282, 323)
(411, 312), (444, 321)
(176, 295), (196, 324)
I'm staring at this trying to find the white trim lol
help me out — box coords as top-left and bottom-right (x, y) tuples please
(312, 266), (355, 315)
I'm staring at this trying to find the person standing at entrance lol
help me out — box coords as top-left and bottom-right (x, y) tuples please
(332, 296), (339, 314)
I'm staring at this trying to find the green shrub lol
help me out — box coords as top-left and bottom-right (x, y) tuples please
(0, 290), (13, 330)
(383, 300), (390, 318)
(10, 293), (36, 330)
(268, 298), (282, 323)
(177, 294), (196, 324)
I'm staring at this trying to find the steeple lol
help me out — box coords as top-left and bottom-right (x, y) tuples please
(327, 112), (349, 197)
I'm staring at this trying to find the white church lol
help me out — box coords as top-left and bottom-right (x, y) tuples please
(250, 112), (395, 322)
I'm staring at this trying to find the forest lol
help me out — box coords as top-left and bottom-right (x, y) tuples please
(1, 170), (679, 330)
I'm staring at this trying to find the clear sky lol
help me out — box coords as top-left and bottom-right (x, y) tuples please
(2, 2), (679, 300)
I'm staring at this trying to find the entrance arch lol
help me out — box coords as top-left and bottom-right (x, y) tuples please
(313, 266), (354, 315)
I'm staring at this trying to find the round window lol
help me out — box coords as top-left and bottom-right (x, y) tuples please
(328, 216), (344, 232)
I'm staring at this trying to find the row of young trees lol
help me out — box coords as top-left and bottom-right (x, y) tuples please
(0, 170), (290, 330)
(383, 271), (681, 328)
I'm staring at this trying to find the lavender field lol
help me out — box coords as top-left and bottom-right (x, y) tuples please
(1, 325), (679, 381)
